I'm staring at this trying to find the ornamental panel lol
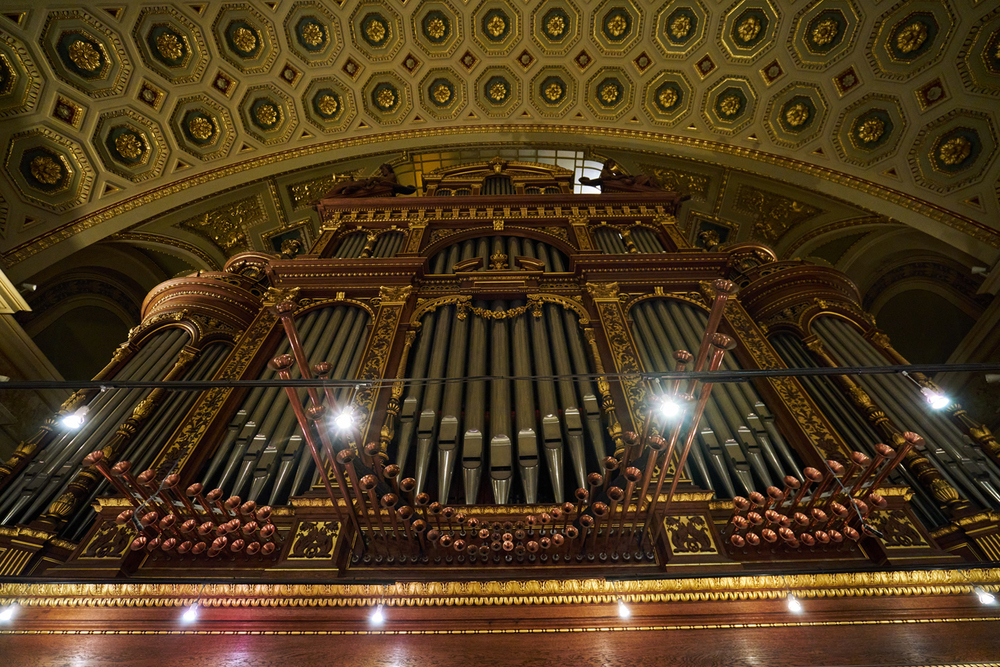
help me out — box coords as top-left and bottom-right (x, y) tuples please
(419, 66), (467, 120)
(763, 83), (828, 148)
(39, 9), (131, 98)
(717, 0), (780, 64)
(531, 0), (581, 57)
(283, 1), (342, 68)
(866, 0), (956, 82)
(652, 0), (710, 59)
(641, 69), (693, 127)
(529, 65), (575, 118)
(591, 0), (643, 57)
(92, 108), (169, 182)
(239, 84), (298, 146)
(362, 71), (411, 125)
(412, 0), (463, 59)
(585, 66), (633, 121)
(132, 6), (209, 85)
(474, 65), (521, 118)
(701, 76), (757, 136)
(212, 4), (279, 75)
(832, 93), (907, 167)
(4, 128), (94, 212)
(169, 94), (236, 161)
(302, 76), (357, 133)
(471, 0), (522, 56)
(0, 30), (41, 118)
(906, 110), (998, 194)
(787, 0), (862, 71)
(350, 2), (404, 62)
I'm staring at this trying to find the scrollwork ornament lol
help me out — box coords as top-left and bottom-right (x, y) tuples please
(585, 282), (620, 300)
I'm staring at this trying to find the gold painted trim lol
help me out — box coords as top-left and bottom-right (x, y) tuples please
(1, 569), (998, 608)
(4, 124), (997, 268)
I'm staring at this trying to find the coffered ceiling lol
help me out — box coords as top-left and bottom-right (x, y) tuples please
(0, 0), (998, 284)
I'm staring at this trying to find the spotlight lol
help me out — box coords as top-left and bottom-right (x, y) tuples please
(617, 598), (631, 619)
(786, 594), (803, 614)
(920, 387), (950, 410)
(334, 410), (354, 431)
(0, 604), (16, 623)
(181, 603), (199, 623)
(370, 603), (385, 625)
(61, 406), (89, 430)
(658, 397), (681, 420)
(976, 588), (996, 605)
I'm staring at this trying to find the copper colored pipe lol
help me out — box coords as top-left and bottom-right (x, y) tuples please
(586, 473), (603, 507)
(639, 392), (693, 546)
(635, 435), (666, 516)
(604, 487), (624, 554)
(412, 518), (427, 553)
(274, 301), (323, 407)
(601, 457), (619, 494)
(381, 493), (401, 553)
(865, 440), (912, 495)
(113, 461), (163, 514)
(83, 451), (137, 507)
(578, 514), (594, 550)
(690, 279), (737, 379)
(360, 475), (387, 548)
(786, 468), (823, 515)
(312, 361), (341, 414)
(384, 465), (401, 496)
(414, 492), (430, 524)
(163, 474), (200, 522)
(338, 449), (376, 547)
(186, 483), (215, 522)
(662, 335), (733, 517)
(590, 502), (609, 553)
(205, 488), (230, 518)
(805, 461), (844, 511)
(617, 467), (641, 552)
(305, 403), (348, 523)
(398, 505), (415, 548)
(620, 430), (640, 472)
(845, 451), (874, 497)
(562, 502), (575, 534)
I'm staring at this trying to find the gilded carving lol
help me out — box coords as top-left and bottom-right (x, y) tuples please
(663, 515), (717, 554)
(354, 303), (404, 439)
(606, 15), (627, 38)
(288, 521), (341, 559)
(586, 282), (620, 299)
(155, 32), (184, 60)
(866, 510), (928, 548)
(232, 26), (258, 54)
(733, 184), (821, 242)
(433, 84), (451, 104)
(366, 19), (387, 43)
(489, 81), (507, 101)
(187, 115), (215, 140)
(81, 522), (133, 559)
(376, 87), (396, 110)
(427, 18), (447, 40)
(785, 102), (810, 127)
(68, 39), (101, 71)
(255, 103), (279, 125)
(812, 19), (839, 46)
(378, 285), (412, 304)
(114, 133), (145, 159)
(595, 300), (644, 426)
(856, 117), (885, 143)
(658, 87), (678, 108)
(301, 22), (325, 47)
(30, 156), (64, 185)
(671, 16), (691, 39)
(487, 15), (506, 37)
(600, 83), (619, 104)
(718, 95), (741, 116)
(737, 17), (761, 42)
(547, 15), (565, 37)
(179, 195), (263, 255)
(895, 22), (927, 54)
(938, 136), (972, 165)
(544, 82), (562, 101)
(263, 286), (301, 306)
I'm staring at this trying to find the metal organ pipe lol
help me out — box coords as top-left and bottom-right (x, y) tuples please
(489, 301), (514, 504)
(414, 306), (452, 495)
(511, 300), (542, 504)
(437, 303), (469, 502)
(462, 303), (488, 504)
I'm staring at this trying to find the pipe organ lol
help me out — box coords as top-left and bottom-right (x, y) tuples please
(1, 157), (999, 584)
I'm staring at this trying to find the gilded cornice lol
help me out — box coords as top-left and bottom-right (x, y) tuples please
(1, 568), (998, 608)
(4, 124), (998, 269)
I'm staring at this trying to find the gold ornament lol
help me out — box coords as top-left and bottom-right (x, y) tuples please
(188, 115), (216, 140)
(737, 16), (761, 42)
(670, 15), (691, 39)
(544, 82), (562, 101)
(606, 14), (628, 38)
(938, 136), (972, 166)
(366, 18), (387, 43)
(155, 32), (184, 60)
(895, 21), (927, 54)
(426, 17), (446, 40)
(377, 87), (396, 110)
(487, 15), (506, 37)
(489, 81), (507, 101)
(657, 87), (678, 108)
(300, 22), (325, 47)
(29, 156), (63, 185)
(811, 18), (839, 46)
(115, 133), (145, 159)
(255, 103), (279, 126)
(232, 26), (258, 54)
(718, 94), (741, 116)
(432, 83), (451, 104)
(784, 102), (809, 127)
(600, 83), (619, 104)
(68, 39), (101, 71)
(317, 94), (339, 115)
(546, 15), (565, 37)
(856, 117), (884, 144)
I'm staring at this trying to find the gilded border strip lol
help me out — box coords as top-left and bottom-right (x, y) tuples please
(2, 568), (998, 608)
(3, 124), (997, 268)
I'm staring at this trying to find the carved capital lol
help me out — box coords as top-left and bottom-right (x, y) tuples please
(585, 282), (620, 300)
(379, 285), (413, 304)
(262, 286), (301, 307)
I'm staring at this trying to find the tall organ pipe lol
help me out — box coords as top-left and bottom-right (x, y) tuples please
(396, 311), (437, 476)
(489, 301), (513, 504)
(462, 302), (488, 504)
(561, 308), (607, 464)
(437, 304), (469, 502)
(815, 318), (1000, 509)
(4, 330), (190, 525)
(414, 307), (452, 495)
(511, 300), (542, 503)
(532, 304), (576, 495)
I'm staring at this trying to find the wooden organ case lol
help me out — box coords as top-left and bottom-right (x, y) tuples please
(1, 159), (999, 664)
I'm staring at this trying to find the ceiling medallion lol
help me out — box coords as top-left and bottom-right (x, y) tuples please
(597, 77), (623, 107)
(780, 97), (813, 131)
(717, 92), (743, 117)
(486, 75), (509, 103)
(654, 82), (681, 111)
(112, 130), (148, 163)
(23, 149), (70, 191)
(542, 9), (569, 41)
(0, 53), (14, 96)
(430, 79), (453, 106)
(227, 22), (261, 57)
(482, 9), (510, 41)
(151, 28), (188, 66)
(805, 10), (845, 54)
(887, 13), (937, 62)
(422, 11), (450, 43)
(60, 33), (107, 77)
(669, 11), (694, 42)
(602, 9), (632, 42)
(850, 110), (892, 150)
(930, 129), (980, 172)
(185, 112), (218, 144)
(541, 76), (565, 104)
(252, 100), (281, 128)
(361, 13), (390, 47)
(297, 17), (328, 51)
(315, 91), (341, 117)
(987, 29), (1000, 74)
(732, 9), (767, 48)
(372, 82), (399, 111)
